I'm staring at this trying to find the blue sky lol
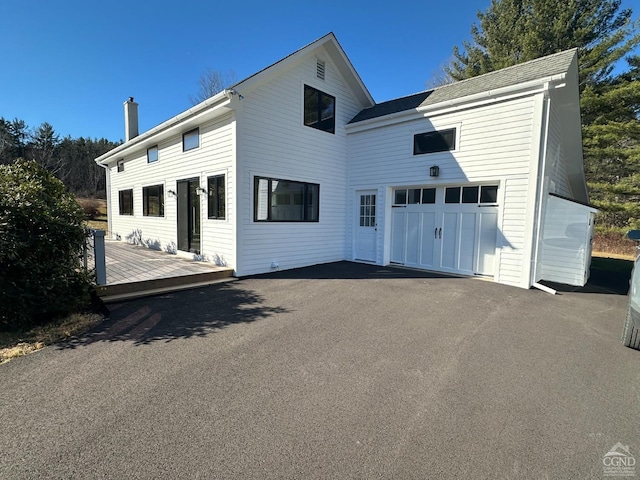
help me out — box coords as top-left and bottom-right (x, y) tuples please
(1, 0), (638, 142)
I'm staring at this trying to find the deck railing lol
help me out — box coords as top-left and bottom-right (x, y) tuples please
(83, 229), (107, 285)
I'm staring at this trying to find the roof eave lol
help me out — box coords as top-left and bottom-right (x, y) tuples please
(95, 90), (233, 165)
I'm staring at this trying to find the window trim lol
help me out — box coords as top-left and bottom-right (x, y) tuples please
(183, 128), (200, 152)
(207, 174), (226, 220)
(303, 84), (335, 134)
(254, 176), (320, 222)
(142, 184), (165, 217)
(118, 188), (133, 216)
(147, 146), (159, 163)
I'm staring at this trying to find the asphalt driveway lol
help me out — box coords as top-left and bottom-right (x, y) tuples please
(1, 262), (638, 479)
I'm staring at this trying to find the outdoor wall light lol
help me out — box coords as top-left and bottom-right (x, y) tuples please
(430, 165), (440, 177)
(196, 187), (208, 196)
(167, 189), (177, 197)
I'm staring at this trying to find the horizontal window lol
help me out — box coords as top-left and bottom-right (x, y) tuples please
(414, 128), (456, 155)
(147, 146), (158, 163)
(393, 188), (436, 205)
(143, 184), (164, 217)
(119, 189), (133, 215)
(183, 128), (199, 151)
(254, 176), (319, 222)
(446, 185), (499, 204)
(304, 85), (335, 134)
(207, 174), (226, 220)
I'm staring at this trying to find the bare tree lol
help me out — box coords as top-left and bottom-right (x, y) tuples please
(425, 58), (457, 89)
(189, 69), (237, 105)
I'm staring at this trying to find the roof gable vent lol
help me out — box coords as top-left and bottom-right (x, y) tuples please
(316, 59), (326, 80)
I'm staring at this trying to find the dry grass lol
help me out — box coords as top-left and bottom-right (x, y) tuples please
(0, 313), (103, 365)
(593, 231), (637, 260)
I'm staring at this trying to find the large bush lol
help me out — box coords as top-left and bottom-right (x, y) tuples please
(0, 159), (91, 330)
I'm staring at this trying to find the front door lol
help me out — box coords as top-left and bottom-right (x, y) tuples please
(354, 191), (377, 262)
(177, 178), (201, 254)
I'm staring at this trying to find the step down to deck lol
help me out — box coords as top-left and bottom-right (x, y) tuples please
(94, 269), (234, 302)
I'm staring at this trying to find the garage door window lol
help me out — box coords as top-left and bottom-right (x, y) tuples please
(394, 188), (436, 205)
(446, 185), (499, 204)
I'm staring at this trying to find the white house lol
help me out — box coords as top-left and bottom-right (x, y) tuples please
(95, 32), (596, 290)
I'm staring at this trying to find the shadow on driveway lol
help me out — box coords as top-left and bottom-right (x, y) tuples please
(61, 282), (289, 349)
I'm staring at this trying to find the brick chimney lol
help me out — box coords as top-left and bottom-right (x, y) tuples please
(124, 97), (139, 141)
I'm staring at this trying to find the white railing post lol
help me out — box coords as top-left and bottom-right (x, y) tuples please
(93, 229), (107, 285)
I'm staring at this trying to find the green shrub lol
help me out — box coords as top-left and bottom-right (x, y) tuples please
(0, 159), (92, 330)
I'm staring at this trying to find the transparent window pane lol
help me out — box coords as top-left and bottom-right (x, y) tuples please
(394, 190), (407, 205)
(462, 186), (479, 203)
(480, 185), (498, 204)
(445, 187), (461, 204)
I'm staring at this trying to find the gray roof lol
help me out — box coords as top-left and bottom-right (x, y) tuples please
(349, 48), (577, 124)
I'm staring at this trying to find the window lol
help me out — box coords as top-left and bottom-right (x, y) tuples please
(445, 187), (461, 203)
(142, 184), (164, 217)
(117, 160), (124, 172)
(304, 85), (335, 134)
(183, 128), (199, 151)
(480, 185), (498, 204)
(119, 189), (133, 215)
(462, 186), (479, 203)
(147, 146), (158, 163)
(414, 128), (456, 155)
(359, 194), (375, 227)
(254, 176), (319, 222)
(394, 188), (436, 205)
(207, 175), (226, 219)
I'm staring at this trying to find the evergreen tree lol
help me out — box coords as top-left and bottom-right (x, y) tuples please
(444, 0), (640, 235)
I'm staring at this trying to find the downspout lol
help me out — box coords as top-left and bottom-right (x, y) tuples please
(531, 89), (554, 294)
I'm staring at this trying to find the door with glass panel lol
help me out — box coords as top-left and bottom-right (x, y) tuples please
(177, 178), (201, 254)
(355, 191), (377, 262)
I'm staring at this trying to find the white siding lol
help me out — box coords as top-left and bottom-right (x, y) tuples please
(537, 195), (595, 286)
(108, 113), (236, 267)
(347, 96), (537, 287)
(498, 177), (529, 287)
(236, 47), (365, 276)
(544, 100), (572, 198)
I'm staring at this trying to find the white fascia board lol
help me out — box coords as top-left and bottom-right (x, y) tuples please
(345, 74), (567, 135)
(95, 90), (234, 165)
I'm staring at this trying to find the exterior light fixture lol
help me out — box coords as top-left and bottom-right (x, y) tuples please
(167, 189), (177, 197)
(430, 165), (440, 177)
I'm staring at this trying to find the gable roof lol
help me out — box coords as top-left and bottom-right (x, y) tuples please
(350, 48), (577, 124)
(233, 32), (374, 108)
(96, 33), (374, 165)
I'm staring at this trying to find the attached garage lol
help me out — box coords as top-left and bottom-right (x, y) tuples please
(390, 185), (499, 277)
(347, 48), (593, 290)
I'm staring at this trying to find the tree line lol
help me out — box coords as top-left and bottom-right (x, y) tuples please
(0, 118), (119, 198)
(442, 0), (640, 233)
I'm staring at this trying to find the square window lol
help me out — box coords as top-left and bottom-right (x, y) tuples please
(147, 146), (158, 163)
(445, 187), (461, 204)
(394, 189), (407, 205)
(414, 128), (456, 155)
(408, 189), (421, 204)
(183, 128), (199, 151)
(480, 185), (499, 204)
(422, 188), (436, 204)
(304, 85), (335, 134)
(462, 186), (479, 203)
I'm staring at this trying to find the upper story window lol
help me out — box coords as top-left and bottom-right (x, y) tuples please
(183, 128), (199, 151)
(254, 176), (319, 222)
(117, 160), (125, 172)
(142, 184), (164, 217)
(304, 85), (335, 134)
(119, 189), (133, 215)
(414, 128), (456, 155)
(147, 146), (158, 163)
(207, 174), (226, 220)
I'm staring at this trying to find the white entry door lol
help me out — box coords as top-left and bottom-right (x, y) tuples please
(355, 191), (377, 262)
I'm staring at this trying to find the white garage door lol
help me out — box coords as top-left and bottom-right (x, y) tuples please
(391, 185), (499, 276)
